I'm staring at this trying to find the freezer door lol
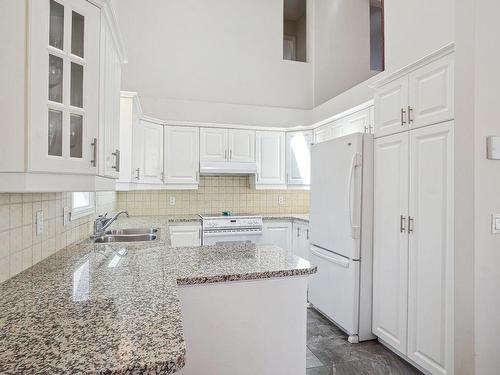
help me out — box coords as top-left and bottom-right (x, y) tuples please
(308, 245), (360, 335)
(310, 133), (363, 259)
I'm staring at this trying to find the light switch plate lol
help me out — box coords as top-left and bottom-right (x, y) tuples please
(63, 207), (70, 226)
(169, 196), (176, 206)
(36, 211), (44, 235)
(278, 196), (285, 205)
(487, 136), (500, 159)
(492, 214), (500, 234)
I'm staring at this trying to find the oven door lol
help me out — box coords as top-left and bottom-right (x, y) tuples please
(202, 230), (263, 246)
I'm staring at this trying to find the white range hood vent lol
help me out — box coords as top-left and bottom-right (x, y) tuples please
(199, 161), (257, 176)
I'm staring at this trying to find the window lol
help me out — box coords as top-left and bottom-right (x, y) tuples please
(283, 0), (307, 62)
(71, 192), (95, 220)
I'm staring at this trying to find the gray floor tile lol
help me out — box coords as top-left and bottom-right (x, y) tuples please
(307, 347), (324, 369)
(306, 307), (422, 374)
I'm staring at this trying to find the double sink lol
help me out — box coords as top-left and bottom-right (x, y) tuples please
(93, 228), (159, 243)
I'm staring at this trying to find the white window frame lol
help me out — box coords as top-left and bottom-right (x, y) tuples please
(71, 192), (95, 220)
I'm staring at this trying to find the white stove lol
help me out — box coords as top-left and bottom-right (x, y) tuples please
(199, 214), (263, 245)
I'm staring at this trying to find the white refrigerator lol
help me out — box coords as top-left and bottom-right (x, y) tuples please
(308, 132), (375, 343)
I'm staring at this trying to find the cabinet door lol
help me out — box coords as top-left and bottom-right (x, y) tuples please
(409, 54), (454, 129)
(99, 17), (121, 178)
(374, 76), (409, 138)
(200, 128), (228, 162)
(164, 126), (200, 185)
(170, 225), (201, 247)
(372, 132), (409, 355)
(261, 222), (292, 251)
(292, 223), (310, 260)
(407, 122), (453, 375)
(341, 108), (371, 135)
(255, 131), (286, 185)
(314, 124), (334, 144)
(29, 0), (100, 174)
(286, 131), (313, 185)
(228, 129), (255, 162)
(141, 120), (163, 184)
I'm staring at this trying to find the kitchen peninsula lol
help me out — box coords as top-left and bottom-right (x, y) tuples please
(0, 216), (316, 375)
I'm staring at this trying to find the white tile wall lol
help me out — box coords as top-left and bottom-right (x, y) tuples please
(0, 191), (116, 283)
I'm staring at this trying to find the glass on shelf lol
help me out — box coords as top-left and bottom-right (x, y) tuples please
(48, 54), (63, 103)
(70, 63), (83, 108)
(70, 114), (83, 158)
(48, 109), (63, 157)
(49, 0), (64, 50)
(71, 11), (85, 58)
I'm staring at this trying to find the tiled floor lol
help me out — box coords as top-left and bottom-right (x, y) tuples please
(307, 307), (422, 375)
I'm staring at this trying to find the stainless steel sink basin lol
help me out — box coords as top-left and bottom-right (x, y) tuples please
(93, 234), (158, 243)
(104, 228), (158, 236)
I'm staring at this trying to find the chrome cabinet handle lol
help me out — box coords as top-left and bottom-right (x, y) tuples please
(112, 149), (120, 172)
(230, 149), (232, 160)
(408, 106), (414, 124)
(408, 216), (414, 233)
(400, 215), (406, 233)
(297, 227), (300, 237)
(224, 150), (227, 160)
(256, 172), (259, 182)
(196, 171), (199, 182)
(401, 108), (407, 126)
(91, 138), (97, 167)
(306, 229), (309, 240)
(135, 168), (140, 180)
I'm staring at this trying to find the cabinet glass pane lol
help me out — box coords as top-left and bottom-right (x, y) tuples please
(48, 55), (63, 103)
(70, 114), (83, 158)
(49, 0), (64, 50)
(70, 63), (83, 108)
(48, 109), (63, 157)
(71, 11), (85, 58)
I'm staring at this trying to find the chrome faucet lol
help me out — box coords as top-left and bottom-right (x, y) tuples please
(92, 210), (129, 238)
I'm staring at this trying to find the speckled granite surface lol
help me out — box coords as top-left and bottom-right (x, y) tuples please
(0, 216), (315, 375)
(166, 214), (309, 223)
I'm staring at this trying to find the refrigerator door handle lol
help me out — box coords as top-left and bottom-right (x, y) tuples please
(348, 153), (362, 239)
(310, 247), (350, 268)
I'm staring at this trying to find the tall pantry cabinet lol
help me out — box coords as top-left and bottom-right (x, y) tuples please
(372, 45), (454, 375)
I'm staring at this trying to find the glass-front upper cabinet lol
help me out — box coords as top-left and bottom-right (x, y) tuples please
(29, 0), (100, 174)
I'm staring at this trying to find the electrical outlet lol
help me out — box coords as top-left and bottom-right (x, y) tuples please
(278, 196), (285, 205)
(169, 196), (176, 206)
(63, 207), (70, 226)
(36, 211), (44, 235)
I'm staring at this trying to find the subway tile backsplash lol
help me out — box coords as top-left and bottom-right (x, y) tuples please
(0, 191), (116, 283)
(118, 176), (310, 216)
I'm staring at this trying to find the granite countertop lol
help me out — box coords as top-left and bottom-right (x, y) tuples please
(167, 214), (309, 223)
(0, 216), (315, 375)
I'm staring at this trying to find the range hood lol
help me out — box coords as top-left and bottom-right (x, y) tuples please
(199, 161), (257, 176)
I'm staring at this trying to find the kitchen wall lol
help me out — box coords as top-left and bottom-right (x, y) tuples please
(117, 177), (309, 216)
(0, 192), (116, 283)
(115, 0), (313, 126)
(311, 0), (455, 122)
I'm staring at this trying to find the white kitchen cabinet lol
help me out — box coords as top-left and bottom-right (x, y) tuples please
(140, 119), (164, 184)
(99, 10), (124, 179)
(372, 132), (409, 355)
(228, 129), (255, 162)
(200, 128), (228, 162)
(286, 130), (313, 186)
(407, 122), (454, 375)
(340, 108), (372, 135)
(169, 224), (202, 247)
(0, 0), (125, 191)
(164, 126), (200, 188)
(261, 221), (292, 251)
(314, 124), (335, 144)
(408, 54), (454, 130)
(374, 51), (454, 138)
(374, 76), (409, 138)
(292, 222), (310, 260)
(200, 128), (255, 163)
(253, 131), (286, 188)
(372, 122), (454, 375)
